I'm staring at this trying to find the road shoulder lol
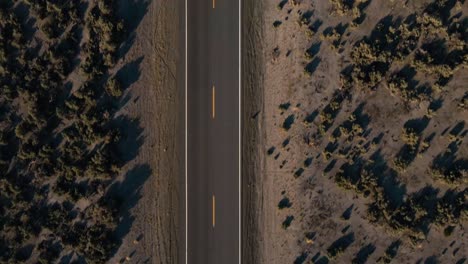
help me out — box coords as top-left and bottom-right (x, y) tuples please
(110, 0), (182, 262)
(241, 0), (265, 262)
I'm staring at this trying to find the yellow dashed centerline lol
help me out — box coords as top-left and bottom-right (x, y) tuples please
(212, 195), (216, 227)
(212, 85), (216, 119)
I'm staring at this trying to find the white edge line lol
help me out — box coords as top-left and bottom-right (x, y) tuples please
(185, 0), (188, 262)
(238, 0), (242, 262)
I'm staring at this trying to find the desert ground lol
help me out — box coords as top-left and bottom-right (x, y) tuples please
(244, 0), (467, 263)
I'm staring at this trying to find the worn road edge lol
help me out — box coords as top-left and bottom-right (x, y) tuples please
(241, 0), (264, 263)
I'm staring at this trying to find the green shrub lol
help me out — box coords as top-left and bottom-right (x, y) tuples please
(105, 77), (123, 97)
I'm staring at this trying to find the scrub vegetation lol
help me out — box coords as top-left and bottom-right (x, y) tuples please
(255, 0), (468, 263)
(0, 0), (145, 262)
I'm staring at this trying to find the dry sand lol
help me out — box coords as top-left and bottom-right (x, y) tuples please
(245, 0), (468, 263)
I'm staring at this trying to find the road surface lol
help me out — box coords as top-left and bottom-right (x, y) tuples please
(186, 0), (240, 263)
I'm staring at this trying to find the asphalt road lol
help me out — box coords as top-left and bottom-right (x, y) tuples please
(186, 0), (240, 263)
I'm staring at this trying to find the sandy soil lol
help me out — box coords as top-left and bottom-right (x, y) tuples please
(110, 0), (183, 263)
(245, 0), (468, 263)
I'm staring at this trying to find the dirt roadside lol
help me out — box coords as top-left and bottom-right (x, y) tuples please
(110, 0), (183, 263)
(242, 0), (265, 263)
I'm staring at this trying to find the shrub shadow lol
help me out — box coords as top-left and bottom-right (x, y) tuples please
(105, 164), (152, 257)
(117, 0), (152, 57)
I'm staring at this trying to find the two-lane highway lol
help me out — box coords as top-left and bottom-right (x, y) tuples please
(186, 0), (240, 263)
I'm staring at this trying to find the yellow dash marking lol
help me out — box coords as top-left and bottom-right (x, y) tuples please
(212, 85), (215, 119)
(212, 195), (216, 227)
(212, 0), (215, 8)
